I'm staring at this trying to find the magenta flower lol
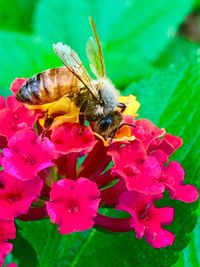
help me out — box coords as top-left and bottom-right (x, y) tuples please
(117, 190), (175, 248)
(0, 96), (39, 139)
(0, 171), (43, 220)
(46, 178), (100, 234)
(131, 119), (166, 150)
(0, 220), (16, 242)
(51, 123), (97, 155)
(109, 140), (164, 194)
(0, 96), (5, 110)
(5, 263), (18, 267)
(2, 129), (57, 180)
(0, 219), (16, 266)
(0, 242), (13, 267)
(160, 161), (198, 203)
(10, 78), (27, 95)
(151, 133), (183, 156)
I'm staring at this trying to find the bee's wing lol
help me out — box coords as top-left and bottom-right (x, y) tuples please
(86, 17), (106, 78)
(53, 42), (99, 100)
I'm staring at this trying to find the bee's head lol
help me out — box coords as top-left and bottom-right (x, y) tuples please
(94, 111), (123, 140)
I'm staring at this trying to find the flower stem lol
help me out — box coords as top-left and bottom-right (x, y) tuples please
(18, 207), (48, 221)
(100, 178), (126, 206)
(94, 213), (132, 232)
(38, 223), (61, 267)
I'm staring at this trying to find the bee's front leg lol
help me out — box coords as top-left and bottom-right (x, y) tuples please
(117, 102), (126, 113)
(79, 100), (88, 127)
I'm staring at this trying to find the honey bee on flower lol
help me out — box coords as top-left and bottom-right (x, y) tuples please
(16, 18), (138, 140)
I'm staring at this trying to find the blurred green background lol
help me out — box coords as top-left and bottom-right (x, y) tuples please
(1, 0), (200, 266)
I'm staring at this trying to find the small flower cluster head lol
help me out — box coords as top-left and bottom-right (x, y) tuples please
(0, 79), (198, 265)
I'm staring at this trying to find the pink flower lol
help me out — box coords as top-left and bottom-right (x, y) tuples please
(0, 219), (16, 267)
(10, 78), (27, 95)
(6, 96), (22, 110)
(0, 171), (43, 220)
(131, 119), (165, 150)
(0, 97), (5, 110)
(160, 161), (198, 203)
(0, 95), (40, 140)
(51, 123), (97, 155)
(5, 263), (18, 267)
(0, 106), (38, 139)
(0, 220), (16, 242)
(117, 190), (175, 248)
(0, 242), (13, 267)
(2, 129), (57, 180)
(46, 178), (100, 234)
(109, 140), (164, 194)
(149, 133), (183, 156)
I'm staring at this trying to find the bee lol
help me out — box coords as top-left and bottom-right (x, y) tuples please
(16, 18), (129, 140)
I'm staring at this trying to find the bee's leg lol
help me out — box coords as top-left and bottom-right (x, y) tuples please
(42, 111), (54, 138)
(44, 116), (54, 130)
(117, 102), (126, 113)
(78, 101), (88, 126)
(79, 113), (85, 127)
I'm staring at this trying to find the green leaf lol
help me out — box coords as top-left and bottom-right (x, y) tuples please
(153, 37), (200, 70)
(172, 218), (200, 267)
(18, 219), (60, 266)
(0, 31), (60, 96)
(18, 219), (91, 267)
(33, 0), (194, 85)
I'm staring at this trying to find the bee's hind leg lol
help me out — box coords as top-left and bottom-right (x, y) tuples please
(42, 111), (54, 138)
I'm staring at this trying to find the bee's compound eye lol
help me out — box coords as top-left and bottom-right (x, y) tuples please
(98, 116), (113, 131)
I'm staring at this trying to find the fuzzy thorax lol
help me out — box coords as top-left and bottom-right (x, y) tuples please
(92, 78), (120, 116)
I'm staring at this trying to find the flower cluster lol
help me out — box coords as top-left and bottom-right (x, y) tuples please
(0, 79), (198, 265)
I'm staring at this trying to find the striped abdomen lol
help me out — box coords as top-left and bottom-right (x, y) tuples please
(16, 67), (80, 105)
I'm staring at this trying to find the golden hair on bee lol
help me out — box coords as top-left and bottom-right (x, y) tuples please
(16, 17), (129, 139)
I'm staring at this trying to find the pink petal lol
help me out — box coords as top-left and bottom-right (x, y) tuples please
(131, 119), (165, 149)
(146, 229), (175, 248)
(51, 123), (97, 155)
(0, 96), (5, 110)
(47, 178), (100, 234)
(0, 172), (43, 220)
(155, 134), (183, 156)
(0, 242), (13, 266)
(2, 129), (57, 180)
(10, 78), (27, 94)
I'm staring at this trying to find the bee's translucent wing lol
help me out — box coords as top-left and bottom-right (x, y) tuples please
(86, 37), (104, 78)
(86, 18), (106, 78)
(53, 42), (99, 100)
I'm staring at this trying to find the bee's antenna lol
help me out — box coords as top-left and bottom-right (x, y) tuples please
(109, 123), (136, 144)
